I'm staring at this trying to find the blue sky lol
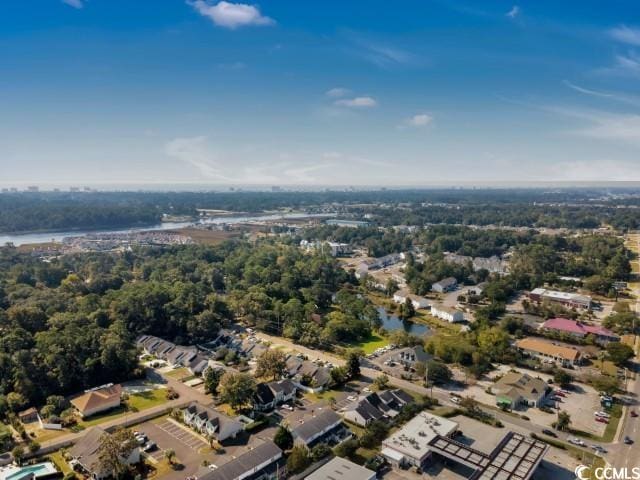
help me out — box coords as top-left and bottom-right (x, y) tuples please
(1, 0), (639, 186)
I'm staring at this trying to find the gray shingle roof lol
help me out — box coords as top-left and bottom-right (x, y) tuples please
(198, 441), (282, 480)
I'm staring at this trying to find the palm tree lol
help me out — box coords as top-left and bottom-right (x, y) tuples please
(164, 448), (176, 465)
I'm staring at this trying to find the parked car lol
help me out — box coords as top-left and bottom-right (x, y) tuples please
(281, 404), (294, 411)
(568, 438), (586, 446)
(631, 411), (638, 418)
(595, 417), (609, 424)
(541, 429), (557, 438)
(451, 397), (461, 404)
(594, 411), (610, 418)
(142, 442), (157, 452)
(624, 436), (634, 444)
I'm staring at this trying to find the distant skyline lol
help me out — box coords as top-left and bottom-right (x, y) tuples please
(1, 1), (640, 185)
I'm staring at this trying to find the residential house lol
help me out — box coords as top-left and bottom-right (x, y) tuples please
(529, 288), (592, 310)
(165, 345), (198, 368)
(183, 402), (243, 442)
(516, 338), (581, 367)
(540, 317), (619, 344)
(389, 346), (431, 369)
(292, 360), (331, 393)
(430, 305), (464, 323)
(305, 457), (376, 480)
(431, 277), (457, 293)
(137, 334), (211, 369)
(466, 283), (487, 296)
(493, 372), (549, 409)
(196, 441), (283, 480)
(254, 384), (276, 412)
(269, 379), (297, 403)
(137, 335), (176, 359)
(326, 242), (352, 257)
(254, 380), (297, 411)
(356, 253), (403, 278)
(285, 355), (304, 378)
(68, 427), (139, 480)
(444, 253), (508, 275)
(393, 289), (430, 309)
(343, 389), (413, 427)
(18, 408), (39, 424)
(70, 384), (122, 418)
(292, 410), (350, 447)
(188, 354), (210, 375)
(239, 337), (268, 359)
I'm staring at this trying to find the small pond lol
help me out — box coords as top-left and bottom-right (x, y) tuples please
(377, 307), (432, 337)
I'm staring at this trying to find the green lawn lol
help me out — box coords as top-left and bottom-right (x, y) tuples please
(601, 404), (623, 443)
(414, 311), (461, 334)
(79, 389), (168, 428)
(304, 390), (337, 403)
(165, 367), (189, 379)
(350, 334), (388, 354)
(47, 451), (73, 475)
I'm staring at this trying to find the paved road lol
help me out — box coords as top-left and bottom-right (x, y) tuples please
(606, 232), (640, 469)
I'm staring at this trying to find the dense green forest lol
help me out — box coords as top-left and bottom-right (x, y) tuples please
(0, 217), (634, 416)
(2, 189), (640, 233)
(0, 240), (353, 411)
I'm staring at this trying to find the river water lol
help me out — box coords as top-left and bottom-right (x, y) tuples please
(0, 212), (335, 246)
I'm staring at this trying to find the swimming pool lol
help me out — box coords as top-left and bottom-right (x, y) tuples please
(0, 462), (58, 480)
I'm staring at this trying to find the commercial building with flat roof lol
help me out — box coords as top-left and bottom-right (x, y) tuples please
(528, 288), (591, 310)
(381, 411), (459, 468)
(305, 457), (375, 480)
(381, 412), (548, 480)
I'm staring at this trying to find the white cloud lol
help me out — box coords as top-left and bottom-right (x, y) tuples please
(334, 96), (377, 108)
(325, 87), (350, 98)
(187, 1), (274, 29)
(165, 136), (227, 180)
(506, 6), (520, 18)
(614, 52), (640, 75)
(550, 106), (640, 145)
(563, 80), (613, 98)
(62, 0), (84, 8)
(402, 113), (433, 128)
(564, 80), (640, 107)
(165, 137), (340, 184)
(351, 38), (419, 69)
(610, 25), (640, 46)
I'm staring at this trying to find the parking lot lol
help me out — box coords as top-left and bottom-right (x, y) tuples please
(134, 416), (261, 480)
(448, 364), (606, 436)
(155, 419), (208, 452)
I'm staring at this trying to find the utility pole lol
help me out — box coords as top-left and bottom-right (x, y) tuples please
(425, 363), (433, 400)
